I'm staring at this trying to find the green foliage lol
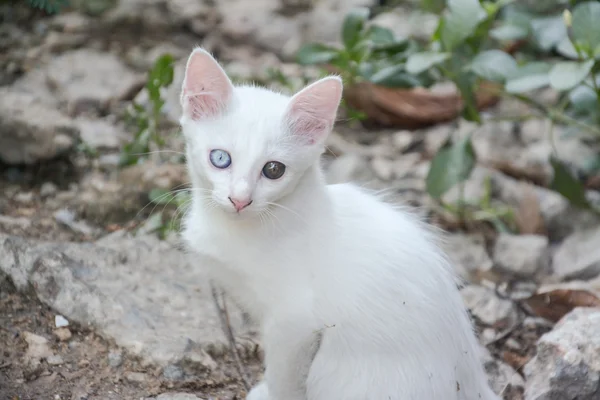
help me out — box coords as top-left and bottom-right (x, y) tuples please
(426, 133), (477, 200)
(120, 54), (175, 166)
(297, 0), (600, 224)
(297, 8), (435, 89)
(25, 0), (69, 14)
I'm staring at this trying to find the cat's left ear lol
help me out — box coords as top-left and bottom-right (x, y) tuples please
(285, 76), (343, 145)
(180, 48), (234, 121)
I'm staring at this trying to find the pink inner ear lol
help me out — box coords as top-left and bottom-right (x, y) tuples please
(286, 77), (343, 144)
(181, 49), (233, 121)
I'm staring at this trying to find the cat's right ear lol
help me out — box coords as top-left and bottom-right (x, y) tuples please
(180, 48), (234, 121)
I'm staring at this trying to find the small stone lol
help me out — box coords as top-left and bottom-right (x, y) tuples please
(107, 350), (123, 368)
(14, 192), (34, 204)
(54, 328), (72, 342)
(552, 226), (600, 280)
(524, 308), (600, 399)
(46, 354), (64, 365)
(480, 345), (524, 399)
(125, 371), (147, 384)
(325, 154), (374, 185)
(23, 332), (53, 363)
(40, 182), (58, 197)
(493, 234), (549, 278)
(55, 315), (69, 328)
(371, 157), (394, 181)
(461, 285), (519, 329)
(442, 233), (493, 282)
(391, 130), (414, 152)
(162, 365), (184, 381)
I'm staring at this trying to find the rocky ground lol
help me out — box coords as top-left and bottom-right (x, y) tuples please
(1, 1), (600, 399)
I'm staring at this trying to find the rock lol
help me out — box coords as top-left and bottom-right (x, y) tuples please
(55, 315), (69, 328)
(45, 49), (144, 115)
(492, 170), (600, 241)
(0, 88), (78, 164)
(0, 215), (32, 231)
(162, 364), (184, 381)
(524, 307), (600, 399)
(54, 328), (72, 342)
(23, 332), (53, 365)
(480, 345), (525, 399)
(54, 209), (96, 236)
(369, 7), (438, 41)
(552, 226), (600, 280)
(461, 285), (519, 329)
(153, 393), (204, 400)
(107, 349), (123, 368)
(493, 234), (549, 278)
(75, 118), (129, 150)
(14, 192), (34, 204)
(40, 182), (58, 197)
(215, 0), (377, 59)
(325, 154), (375, 185)
(442, 233), (493, 283)
(46, 354), (64, 365)
(0, 232), (253, 369)
(74, 163), (187, 223)
(125, 371), (148, 384)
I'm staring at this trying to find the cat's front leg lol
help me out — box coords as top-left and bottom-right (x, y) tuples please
(260, 308), (321, 400)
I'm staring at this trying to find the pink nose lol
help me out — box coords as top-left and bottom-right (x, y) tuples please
(228, 197), (253, 212)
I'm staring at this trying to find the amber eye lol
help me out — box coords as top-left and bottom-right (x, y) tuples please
(262, 161), (286, 180)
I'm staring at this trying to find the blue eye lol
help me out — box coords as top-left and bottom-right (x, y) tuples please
(209, 149), (231, 169)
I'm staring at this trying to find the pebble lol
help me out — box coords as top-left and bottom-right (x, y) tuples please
(46, 354), (64, 365)
(40, 182), (58, 197)
(54, 328), (72, 342)
(107, 349), (123, 368)
(125, 371), (147, 384)
(55, 314), (70, 328)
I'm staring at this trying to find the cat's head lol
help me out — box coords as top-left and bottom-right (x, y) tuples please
(179, 48), (342, 217)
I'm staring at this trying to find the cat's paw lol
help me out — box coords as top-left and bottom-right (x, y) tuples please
(246, 381), (269, 400)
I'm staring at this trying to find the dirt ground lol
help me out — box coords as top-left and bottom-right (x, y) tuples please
(0, 160), (262, 400)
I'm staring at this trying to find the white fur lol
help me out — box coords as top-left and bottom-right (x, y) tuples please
(180, 48), (500, 400)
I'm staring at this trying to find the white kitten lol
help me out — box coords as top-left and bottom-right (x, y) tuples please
(179, 48), (500, 400)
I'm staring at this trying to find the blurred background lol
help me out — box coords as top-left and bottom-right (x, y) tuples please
(1, 0), (600, 399)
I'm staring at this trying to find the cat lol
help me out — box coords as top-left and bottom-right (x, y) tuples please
(179, 47), (500, 400)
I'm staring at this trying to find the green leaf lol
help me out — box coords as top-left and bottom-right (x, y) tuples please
(420, 0), (446, 13)
(469, 50), (517, 82)
(440, 0), (487, 51)
(297, 43), (339, 65)
(366, 26), (395, 45)
(489, 24), (529, 41)
(549, 60), (594, 91)
(149, 54), (175, 88)
(405, 52), (451, 74)
(368, 65), (423, 88)
(556, 36), (580, 60)
(455, 72), (480, 123)
(550, 156), (590, 209)
(342, 7), (370, 49)
(572, 1), (600, 58)
(568, 85), (598, 113)
(426, 134), (477, 199)
(530, 16), (567, 51)
(505, 62), (552, 93)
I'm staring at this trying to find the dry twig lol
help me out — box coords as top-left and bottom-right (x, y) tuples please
(210, 283), (252, 391)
